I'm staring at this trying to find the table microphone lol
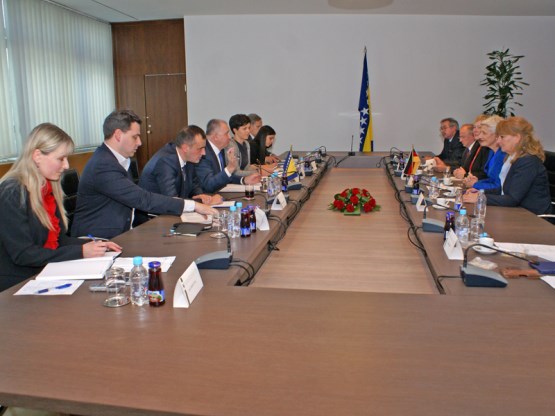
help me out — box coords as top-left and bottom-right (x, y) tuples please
(348, 135), (356, 156)
(254, 191), (272, 215)
(461, 243), (539, 287)
(422, 202), (444, 233)
(194, 229), (233, 270)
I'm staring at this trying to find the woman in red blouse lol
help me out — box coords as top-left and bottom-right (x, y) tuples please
(0, 123), (121, 292)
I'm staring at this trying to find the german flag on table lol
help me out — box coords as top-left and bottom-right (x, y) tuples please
(402, 147), (420, 177)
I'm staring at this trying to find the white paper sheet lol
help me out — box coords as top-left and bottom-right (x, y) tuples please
(540, 276), (555, 289)
(180, 212), (212, 224)
(219, 184), (261, 193)
(113, 256), (176, 272)
(495, 243), (555, 262)
(211, 201), (236, 208)
(15, 280), (84, 295)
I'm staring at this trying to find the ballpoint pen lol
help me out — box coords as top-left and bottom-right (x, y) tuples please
(87, 234), (97, 242)
(36, 283), (73, 294)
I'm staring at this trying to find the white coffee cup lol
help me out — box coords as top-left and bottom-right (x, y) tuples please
(443, 176), (453, 185)
(436, 197), (449, 207)
(478, 236), (495, 248)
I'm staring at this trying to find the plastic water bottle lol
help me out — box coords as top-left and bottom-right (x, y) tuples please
(228, 206), (238, 238)
(474, 189), (487, 220)
(298, 157), (305, 179)
(429, 176), (439, 200)
(455, 209), (470, 248)
(454, 188), (463, 211)
(130, 256), (148, 306)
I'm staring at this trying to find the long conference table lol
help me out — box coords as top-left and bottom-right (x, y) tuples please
(1, 152), (555, 416)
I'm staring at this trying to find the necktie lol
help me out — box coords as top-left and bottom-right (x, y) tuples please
(218, 150), (225, 171)
(462, 148), (470, 164)
(182, 164), (187, 181)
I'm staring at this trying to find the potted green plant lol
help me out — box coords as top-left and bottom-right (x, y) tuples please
(481, 48), (529, 117)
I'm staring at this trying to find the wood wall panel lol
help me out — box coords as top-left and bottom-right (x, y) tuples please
(111, 19), (187, 169)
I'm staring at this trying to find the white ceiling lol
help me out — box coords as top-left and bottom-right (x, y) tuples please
(52, 0), (555, 23)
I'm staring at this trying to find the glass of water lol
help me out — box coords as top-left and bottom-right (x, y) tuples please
(210, 211), (226, 239)
(103, 267), (130, 308)
(469, 218), (485, 243)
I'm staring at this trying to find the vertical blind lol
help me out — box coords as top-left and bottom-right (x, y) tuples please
(0, 0), (114, 160)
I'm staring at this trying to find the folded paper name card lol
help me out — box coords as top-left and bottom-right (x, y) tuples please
(173, 262), (204, 308)
(271, 191), (287, 211)
(443, 229), (464, 260)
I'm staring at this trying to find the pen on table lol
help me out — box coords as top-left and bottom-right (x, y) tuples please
(36, 283), (72, 294)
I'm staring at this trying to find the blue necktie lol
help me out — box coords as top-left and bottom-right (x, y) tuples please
(218, 150), (225, 171)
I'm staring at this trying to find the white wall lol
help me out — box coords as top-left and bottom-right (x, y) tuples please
(185, 14), (555, 155)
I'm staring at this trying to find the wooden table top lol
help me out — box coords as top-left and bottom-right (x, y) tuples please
(254, 168), (437, 294)
(1, 154), (555, 416)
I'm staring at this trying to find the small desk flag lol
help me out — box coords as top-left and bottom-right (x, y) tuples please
(283, 146), (298, 181)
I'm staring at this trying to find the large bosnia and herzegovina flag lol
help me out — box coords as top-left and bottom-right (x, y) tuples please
(358, 47), (374, 152)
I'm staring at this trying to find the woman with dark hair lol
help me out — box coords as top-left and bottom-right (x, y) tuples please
(464, 116), (552, 216)
(249, 125), (279, 165)
(0, 123), (121, 292)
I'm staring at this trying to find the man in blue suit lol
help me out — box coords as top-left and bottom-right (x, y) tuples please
(135, 125), (223, 225)
(195, 119), (260, 193)
(138, 125), (222, 202)
(71, 110), (218, 239)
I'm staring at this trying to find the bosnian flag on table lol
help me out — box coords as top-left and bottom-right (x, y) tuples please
(283, 146), (298, 182)
(358, 47), (374, 152)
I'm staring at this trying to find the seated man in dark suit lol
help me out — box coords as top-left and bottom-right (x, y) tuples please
(138, 125), (222, 203)
(135, 125), (223, 225)
(71, 110), (218, 239)
(195, 119), (260, 193)
(453, 123), (490, 180)
(248, 113), (279, 163)
(433, 117), (465, 170)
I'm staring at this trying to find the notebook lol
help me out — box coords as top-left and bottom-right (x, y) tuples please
(36, 256), (115, 281)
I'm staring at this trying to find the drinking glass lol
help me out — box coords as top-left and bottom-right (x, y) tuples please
(244, 184), (254, 200)
(103, 267), (130, 307)
(470, 218), (485, 243)
(210, 212), (226, 239)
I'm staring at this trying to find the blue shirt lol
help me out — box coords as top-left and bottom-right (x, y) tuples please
(473, 148), (506, 191)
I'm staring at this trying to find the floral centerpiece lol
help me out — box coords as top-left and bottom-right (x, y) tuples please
(328, 187), (380, 216)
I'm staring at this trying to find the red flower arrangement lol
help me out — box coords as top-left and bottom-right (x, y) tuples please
(328, 187), (380, 215)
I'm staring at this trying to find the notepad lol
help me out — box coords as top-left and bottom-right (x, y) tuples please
(181, 212), (213, 224)
(219, 184), (261, 193)
(36, 257), (115, 281)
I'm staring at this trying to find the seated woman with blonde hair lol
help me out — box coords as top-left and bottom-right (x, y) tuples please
(0, 123), (121, 292)
(464, 116), (552, 216)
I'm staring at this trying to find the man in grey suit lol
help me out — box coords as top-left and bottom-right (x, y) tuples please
(195, 119), (260, 193)
(71, 110), (217, 239)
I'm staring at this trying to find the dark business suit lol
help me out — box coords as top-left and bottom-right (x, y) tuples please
(71, 143), (184, 239)
(0, 179), (85, 291)
(138, 143), (203, 198)
(486, 155), (552, 215)
(437, 131), (465, 167)
(461, 143), (490, 180)
(195, 142), (241, 193)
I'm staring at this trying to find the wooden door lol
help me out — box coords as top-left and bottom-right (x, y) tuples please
(144, 73), (187, 160)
